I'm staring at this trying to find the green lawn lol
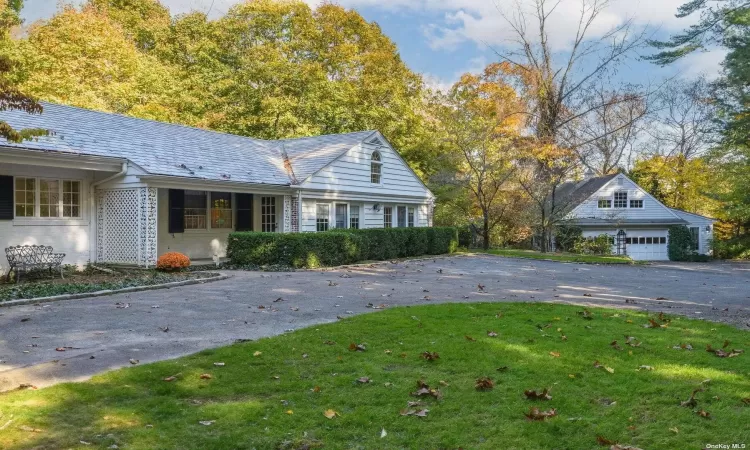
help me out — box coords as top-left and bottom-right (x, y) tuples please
(1, 303), (749, 449)
(480, 248), (638, 264)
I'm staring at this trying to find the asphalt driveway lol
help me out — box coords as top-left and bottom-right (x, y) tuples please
(1, 254), (749, 391)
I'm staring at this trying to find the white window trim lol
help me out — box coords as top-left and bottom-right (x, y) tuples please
(597, 198), (612, 209)
(629, 199), (644, 208)
(370, 150), (383, 186)
(613, 191), (628, 209)
(260, 195), (278, 233)
(12, 176), (86, 226)
(184, 191), (237, 233)
(382, 204), (394, 228)
(316, 202), (331, 232)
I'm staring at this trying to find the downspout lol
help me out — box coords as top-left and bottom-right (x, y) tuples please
(89, 162), (128, 263)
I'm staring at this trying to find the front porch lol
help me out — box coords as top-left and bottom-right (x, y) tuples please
(95, 184), (299, 267)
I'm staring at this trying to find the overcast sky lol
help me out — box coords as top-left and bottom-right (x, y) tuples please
(22, 0), (723, 90)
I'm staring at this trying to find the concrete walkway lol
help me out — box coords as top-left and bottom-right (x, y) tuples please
(1, 254), (749, 391)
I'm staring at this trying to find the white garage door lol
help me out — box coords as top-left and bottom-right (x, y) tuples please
(624, 231), (668, 261)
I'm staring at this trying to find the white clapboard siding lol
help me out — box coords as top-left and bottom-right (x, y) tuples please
(572, 175), (681, 221)
(670, 209), (714, 254)
(300, 141), (431, 199)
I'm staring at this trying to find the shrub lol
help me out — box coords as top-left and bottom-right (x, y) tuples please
(227, 227), (458, 269)
(572, 234), (613, 256)
(667, 225), (699, 261)
(156, 252), (191, 271)
(711, 235), (750, 260)
(555, 225), (583, 252)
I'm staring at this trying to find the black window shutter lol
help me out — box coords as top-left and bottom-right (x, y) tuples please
(168, 189), (185, 233)
(236, 193), (253, 231)
(0, 175), (13, 220)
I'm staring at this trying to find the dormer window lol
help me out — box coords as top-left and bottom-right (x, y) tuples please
(614, 191), (628, 208)
(371, 151), (382, 184)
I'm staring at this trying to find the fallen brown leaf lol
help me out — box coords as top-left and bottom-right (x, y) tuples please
(357, 377), (371, 384)
(323, 409), (339, 419)
(475, 377), (494, 391)
(524, 407), (557, 421)
(524, 388), (552, 401)
(465, 335), (476, 341)
(199, 373), (212, 380)
(596, 435), (617, 446)
(680, 388), (703, 408)
(349, 343), (366, 352)
(697, 409), (711, 419)
(549, 351), (561, 358)
(420, 351), (440, 361)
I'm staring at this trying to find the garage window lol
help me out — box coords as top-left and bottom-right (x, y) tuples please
(614, 191), (628, 208)
(660, 237), (666, 244)
(639, 237), (645, 244)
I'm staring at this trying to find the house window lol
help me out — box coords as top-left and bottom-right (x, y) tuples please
(316, 204), (330, 232)
(629, 199), (643, 208)
(371, 151), (382, 184)
(184, 190), (207, 229)
(40, 179), (59, 218)
(62, 180), (80, 217)
(15, 177), (35, 217)
(598, 199), (611, 208)
(383, 206), (392, 228)
(396, 206), (406, 227)
(211, 192), (232, 229)
(614, 191), (628, 208)
(408, 207), (415, 227)
(350, 205), (360, 229)
(261, 196), (277, 232)
(335, 204), (347, 228)
(689, 227), (699, 250)
(14, 177), (81, 218)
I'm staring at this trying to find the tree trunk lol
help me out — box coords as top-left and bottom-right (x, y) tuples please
(482, 211), (490, 250)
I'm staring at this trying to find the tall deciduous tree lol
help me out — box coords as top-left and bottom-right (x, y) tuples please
(0, 0), (45, 142)
(429, 63), (527, 249)
(496, 0), (647, 251)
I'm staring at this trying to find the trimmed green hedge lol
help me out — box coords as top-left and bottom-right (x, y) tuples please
(667, 225), (710, 261)
(227, 227), (459, 268)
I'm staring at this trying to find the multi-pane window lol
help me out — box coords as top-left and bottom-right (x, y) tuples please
(335, 204), (347, 229)
(62, 180), (80, 217)
(408, 207), (415, 227)
(316, 204), (330, 232)
(184, 190), (207, 229)
(689, 227), (700, 250)
(397, 206), (406, 228)
(629, 199), (643, 208)
(40, 179), (60, 218)
(383, 206), (392, 228)
(211, 192), (232, 229)
(371, 151), (382, 184)
(261, 196), (276, 232)
(614, 191), (628, 208)
(350, 205), (360, 229)
(598, 199), (611, 208)
(14, 177), (35, 217)
(14, 177), (81, 218)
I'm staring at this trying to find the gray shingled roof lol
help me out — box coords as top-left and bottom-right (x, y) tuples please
(567, 218), (689, 226)
(0, 102), (376, 186)
(555, 174), (618, 210)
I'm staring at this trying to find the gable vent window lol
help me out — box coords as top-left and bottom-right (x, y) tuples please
(614, 191), (628, 208)
(371, 151), (382, 184)
(261, 196), (277, 232)
(629, 199), (643, 208)
(598, 198), (611, 208)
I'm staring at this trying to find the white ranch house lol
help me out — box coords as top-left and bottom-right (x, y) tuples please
(560, 172), (715, 261)
(0, 103), (434, 273)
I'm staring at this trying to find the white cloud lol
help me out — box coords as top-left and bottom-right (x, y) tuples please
(676, 48), (728, 80)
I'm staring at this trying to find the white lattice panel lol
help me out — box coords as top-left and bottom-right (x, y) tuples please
(96, 187), (158, 266)
(283, 195), (292, 233)
(98, 189), (140, 264)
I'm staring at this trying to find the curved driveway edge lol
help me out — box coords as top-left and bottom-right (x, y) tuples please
(1, 255), (748, 392)
(0, 273), (230, 308)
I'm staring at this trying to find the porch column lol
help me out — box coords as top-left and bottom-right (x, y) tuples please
(282, 194), (295, 233)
